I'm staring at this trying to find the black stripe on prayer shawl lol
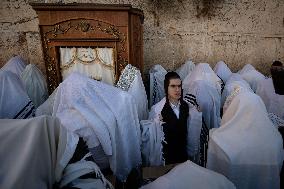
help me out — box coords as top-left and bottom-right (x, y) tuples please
(217, 75), (225, 93)
(184, 94), (199, 107)
(199, 117), (209, 167)
(13, 101), (35, 119)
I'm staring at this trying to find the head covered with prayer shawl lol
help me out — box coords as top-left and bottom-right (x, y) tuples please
(207, 91), (283, 189)
(221, 73), (253, 108)
(213, 61), (232, 83)
(1, 55), (27, 77)
(183, 63), (222, 94)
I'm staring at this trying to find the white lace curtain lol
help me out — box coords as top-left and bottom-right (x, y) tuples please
(60, 47), (115, 85)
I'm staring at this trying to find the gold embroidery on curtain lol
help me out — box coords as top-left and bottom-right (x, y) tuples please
(60, 48), (114, 71)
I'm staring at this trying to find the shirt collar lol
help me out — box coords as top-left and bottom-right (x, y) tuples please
(169, 100), (181, 109)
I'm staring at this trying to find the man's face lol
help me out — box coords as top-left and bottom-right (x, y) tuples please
(168, 78), (182, 102)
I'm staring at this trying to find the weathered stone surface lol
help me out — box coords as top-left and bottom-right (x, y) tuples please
(0, 0), (283, 77)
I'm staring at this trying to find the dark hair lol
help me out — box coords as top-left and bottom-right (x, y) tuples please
(272, 60), (283, 67)
(164, 71), (182, 100)
(270, 61), (284, 95)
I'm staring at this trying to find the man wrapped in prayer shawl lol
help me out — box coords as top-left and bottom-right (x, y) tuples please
(0, 116), (68, 189)
(51, 72), (141, 182)
(207, 90), (284, 189)
(0, 116), (113, 189)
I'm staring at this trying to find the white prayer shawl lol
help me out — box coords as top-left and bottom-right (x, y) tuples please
(207, 92), (284, 189)
(221, 73), (253, 108)
(175, 59), (195, 81)
(147, 97), (203, 164)
(116, 64), (148, 121)
(184, 80), (221, 129)
(240, 69), (265, 92)
(21, 64), (49, 108)
(237, 63), (255, 75)
(0, 70), (35, 119)
(256, 78), (284, 119)
(149, 64), (167, 108)
(0, 116), (69, 189)
(53, 72), (141, 181)
(140, 160), (236, 189)
(213, 60), (232, 83)
(1, 55), (26, 77)
(183, 63), (222, 95)
(140, 119), (165, 166)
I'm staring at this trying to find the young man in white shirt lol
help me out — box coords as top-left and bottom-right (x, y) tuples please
(160, 71), (189, 164)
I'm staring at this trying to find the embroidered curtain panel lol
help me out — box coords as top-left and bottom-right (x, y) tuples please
(60, 47), (115, 85)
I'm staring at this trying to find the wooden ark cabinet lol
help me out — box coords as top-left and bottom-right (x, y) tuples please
(31, 3), (144, 93)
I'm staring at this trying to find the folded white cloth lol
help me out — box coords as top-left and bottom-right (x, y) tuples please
(140, 160), (236, 189)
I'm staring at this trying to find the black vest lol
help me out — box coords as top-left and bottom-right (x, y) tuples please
(161, 100), (189, 164)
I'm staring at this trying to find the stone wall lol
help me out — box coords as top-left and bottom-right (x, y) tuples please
(0, 0), (283, 77)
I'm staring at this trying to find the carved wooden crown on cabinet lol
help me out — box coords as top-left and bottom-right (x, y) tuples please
(31, 3), (144, 93)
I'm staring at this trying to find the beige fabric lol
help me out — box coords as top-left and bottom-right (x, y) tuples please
(0, 116), (68, 189)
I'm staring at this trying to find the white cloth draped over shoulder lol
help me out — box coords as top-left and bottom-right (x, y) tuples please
(175, 59), (195, 81)
(149, 65), (167, 108)
(116, 64), (148, 121)
(238, 64), (266, 92)
(21, 64), (48, 108)
(53, 72), (141, 181)
(1, 55), (27, 77)
(60, 47), (115, 85)
(184, 80), (221, 129)
(0, 116), (70, 189)
(207, 92), (284, 189)
(0, 70), (35, 119)
(256, 78), (284, 119)
(35, 88), (58, 116)
(140, 160), (236, 189)
(221, 73), (253, 108)
(140, 119), (165, 166)
(183, 63), (222, 95)
(213, 61), (232, 83)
